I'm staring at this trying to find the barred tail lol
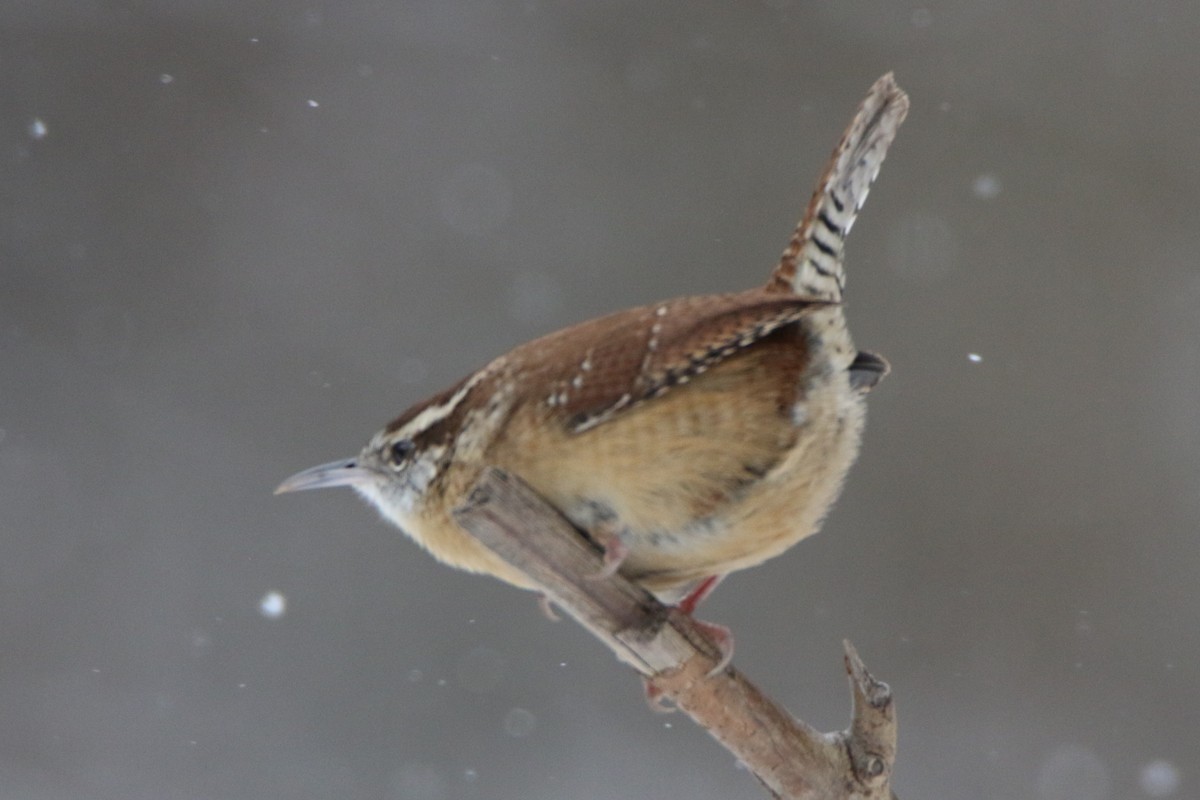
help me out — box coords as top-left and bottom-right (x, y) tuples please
(767, 73), (909, 300)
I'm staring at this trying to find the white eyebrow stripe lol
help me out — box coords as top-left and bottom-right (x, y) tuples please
(392, 365), (493, 438)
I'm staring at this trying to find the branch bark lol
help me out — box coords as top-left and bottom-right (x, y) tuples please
(453, 467), (899, 800)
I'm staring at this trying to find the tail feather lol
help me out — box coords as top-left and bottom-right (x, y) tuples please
(767, 73), (909, 300)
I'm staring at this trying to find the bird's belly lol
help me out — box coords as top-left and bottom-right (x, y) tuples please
(533, 373), (867, 594)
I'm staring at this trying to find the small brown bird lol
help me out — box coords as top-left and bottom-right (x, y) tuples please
(278, 74), (908, 640)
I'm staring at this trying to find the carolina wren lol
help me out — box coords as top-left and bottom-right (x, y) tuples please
(278, 75), (908, 623)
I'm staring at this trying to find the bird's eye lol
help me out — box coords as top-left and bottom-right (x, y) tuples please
(389, 439), (415, 464)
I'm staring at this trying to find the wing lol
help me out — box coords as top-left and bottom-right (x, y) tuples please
(507, 288), (832, 434)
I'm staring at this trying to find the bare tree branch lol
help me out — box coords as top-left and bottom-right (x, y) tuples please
(454, 467), (900, 800)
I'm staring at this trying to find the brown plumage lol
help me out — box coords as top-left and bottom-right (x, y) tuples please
(277, 74), (910, 609)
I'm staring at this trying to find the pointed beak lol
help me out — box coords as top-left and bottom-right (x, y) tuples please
(274, 458), (376, 494)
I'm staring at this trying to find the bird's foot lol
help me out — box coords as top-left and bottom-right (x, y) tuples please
(641, 677), (675, 713)
(674, 575), (732, 676)
(691, 618), (734, 676)
(587, 525), (630, 580)
(536, 592), (561, 621)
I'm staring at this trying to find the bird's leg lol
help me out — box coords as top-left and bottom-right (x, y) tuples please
(677, 574), (724, 615)
(642, 574), (733, 710)
(676, 575), (733, 675)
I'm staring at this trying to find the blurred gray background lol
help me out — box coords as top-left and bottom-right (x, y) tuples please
(2, 2), (1197, 799)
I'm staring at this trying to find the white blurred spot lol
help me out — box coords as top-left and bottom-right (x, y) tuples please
(407, 668), (423, 683)
(455, 646), (507, 694)
(249, 37), (260, 43)
(911, 8), (933, 27)
(967, 352), (983, 363)
(388, 762), (447, 800)
(307, 99), (320, 108)
(972, 173), (1002, 199)
(28, 118), (47, 140)
(1139, 760), (1180, 797)
(438, 164), (512, 236)
(305, 370), (332, 389)
(462, 768), (478, 783)
(357, 63), (374, 77)
(159, 73), (174, 84)
(191, 629), (211, 652)
(259, 591), (287, 619)
(502, 707), (536, 738)
(1036, 744), (1111, 800)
